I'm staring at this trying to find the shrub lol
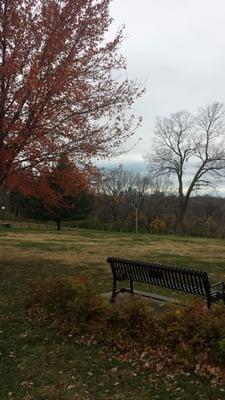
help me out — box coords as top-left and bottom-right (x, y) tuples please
(27, 276), (109, 334)
(105, 298), (164, 347)
(160, 301), (225, 366)
(27, 278), (225, 379)
(217, 338), (225, 361)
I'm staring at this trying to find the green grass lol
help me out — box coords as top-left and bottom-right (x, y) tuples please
(1, 228), (225, 399)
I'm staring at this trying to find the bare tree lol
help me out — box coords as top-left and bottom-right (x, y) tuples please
(97, 166), (152, 232)
(146, 102), (225, 233)
(126, 173), (152, 233)
(97, 165), (130, 223)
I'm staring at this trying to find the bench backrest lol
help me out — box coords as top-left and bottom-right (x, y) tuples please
(107, 257), (211, 297)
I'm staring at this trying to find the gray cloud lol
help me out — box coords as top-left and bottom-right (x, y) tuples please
(96, 0), (225, 173)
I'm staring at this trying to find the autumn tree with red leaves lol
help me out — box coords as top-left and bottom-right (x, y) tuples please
(11, 155), (94, 230)
(0, 0), (143, 189)
(31, 155), (92, 209)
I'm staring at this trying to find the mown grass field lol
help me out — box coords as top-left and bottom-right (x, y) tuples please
(1, 228), (225, 399)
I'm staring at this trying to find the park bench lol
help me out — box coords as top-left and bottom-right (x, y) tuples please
(107, 257), (225, 309)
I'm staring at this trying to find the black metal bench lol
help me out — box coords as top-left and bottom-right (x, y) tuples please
(107, 257), (225, 309)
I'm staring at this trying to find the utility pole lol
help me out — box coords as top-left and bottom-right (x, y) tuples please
(135, 206), (138, 234)
(1, 206), (5, 222)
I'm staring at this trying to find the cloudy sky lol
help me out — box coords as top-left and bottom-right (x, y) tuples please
(98, 0), (225, 172)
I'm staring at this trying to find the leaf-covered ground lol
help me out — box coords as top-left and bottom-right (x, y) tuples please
(1, 228), (225, 399)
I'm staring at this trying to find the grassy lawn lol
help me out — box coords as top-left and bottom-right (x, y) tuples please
(1, 228), (225, 399)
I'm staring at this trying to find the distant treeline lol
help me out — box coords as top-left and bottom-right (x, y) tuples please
(7, 189), (225, 238)
(87, 192), (225, 238)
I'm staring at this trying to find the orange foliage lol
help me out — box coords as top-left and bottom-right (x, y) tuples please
(8, 155), (97, 209)
(0, 0), (143, 188)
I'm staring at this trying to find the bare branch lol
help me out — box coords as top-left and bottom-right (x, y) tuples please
(146, 102), (225, 232)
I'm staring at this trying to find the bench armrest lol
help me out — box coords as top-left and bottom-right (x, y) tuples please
(211, 281), (225, 292)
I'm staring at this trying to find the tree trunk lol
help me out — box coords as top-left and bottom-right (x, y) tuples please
(175, 212), (185, 234)
(175, 199), (186, 234)
(56, 220), (61, 230)
(175, 193), (191, 234)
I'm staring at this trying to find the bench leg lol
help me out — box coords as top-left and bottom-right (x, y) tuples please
(111, 276), (117, 303)
(207, 297), (211, 310)
(130, 279), (134, 294)
(111, 278), (134, 303)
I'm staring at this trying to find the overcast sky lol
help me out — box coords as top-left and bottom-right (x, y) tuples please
(97, 0), (225, 172)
